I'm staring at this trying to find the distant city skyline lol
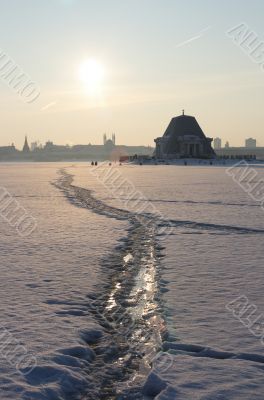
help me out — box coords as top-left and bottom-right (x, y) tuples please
(1, 135), (261, 151)
(2, 132), (155, 150)
(0, 133), (261, 151)
(0, 1), (264, 148)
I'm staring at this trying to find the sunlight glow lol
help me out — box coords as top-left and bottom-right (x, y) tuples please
(78, 59), (105, 95)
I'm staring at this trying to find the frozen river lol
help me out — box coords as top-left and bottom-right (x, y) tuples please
(0, 162), (264, 399)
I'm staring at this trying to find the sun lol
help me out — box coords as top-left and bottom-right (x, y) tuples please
(78, 59), (105, 95)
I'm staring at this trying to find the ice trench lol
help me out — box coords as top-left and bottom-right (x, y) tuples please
(52, 169), (264, 399)
(53, 169), (170, 399)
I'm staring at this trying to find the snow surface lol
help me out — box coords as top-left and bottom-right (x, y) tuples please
(1, 162), (264, 399)
(0, 163), (128, 399)
(93, 163), (264, 399)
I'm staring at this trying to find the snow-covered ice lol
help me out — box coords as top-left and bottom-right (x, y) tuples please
(1, 162), (264, 399)
(0, 163), (128, 399)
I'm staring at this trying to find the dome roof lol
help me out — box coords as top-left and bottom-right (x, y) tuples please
(163, 114), (207, 140)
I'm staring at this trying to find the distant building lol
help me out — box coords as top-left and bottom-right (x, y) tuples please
(245, 138), (256, 148)
(0, 144), (17, 154)
(225, 141), (230, 148)
(213, 137), (222, 150)
(31, 141), (40, 151)
(154, 111), (215, 159)
(103, 133), (116, 146)
(103, 133), (116, 151)
(214, 146), (263, 160)
(23, 136), (30, 153)
(44, 141), (54, 151)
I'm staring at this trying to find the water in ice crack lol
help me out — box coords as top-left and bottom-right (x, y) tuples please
(53, 169), (168, 399)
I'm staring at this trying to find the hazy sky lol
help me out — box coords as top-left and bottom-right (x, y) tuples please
(0, 0), (264, 148)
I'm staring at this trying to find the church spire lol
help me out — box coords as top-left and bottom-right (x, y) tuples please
(23, 135), (30, 153)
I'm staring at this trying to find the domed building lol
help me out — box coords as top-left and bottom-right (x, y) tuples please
(103, 133), (116, 151)
(154, 111), (215, 159)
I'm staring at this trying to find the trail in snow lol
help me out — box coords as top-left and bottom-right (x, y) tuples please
(54, 168), (264, 399)
(54, 170), (168, 399)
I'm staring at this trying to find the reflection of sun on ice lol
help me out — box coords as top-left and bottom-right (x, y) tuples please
(78, 59), (105, 95)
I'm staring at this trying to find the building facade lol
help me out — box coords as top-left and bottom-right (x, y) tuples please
(245, 138), (256, 148)
(154, 112), (215, 159)
(213, 137), (222, 150)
